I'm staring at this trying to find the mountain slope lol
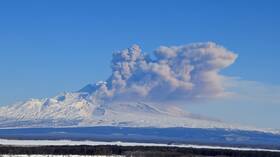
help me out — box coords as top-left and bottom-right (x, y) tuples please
(0, 85), (276, 135)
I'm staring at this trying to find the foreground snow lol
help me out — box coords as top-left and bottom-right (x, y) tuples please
(0, 139), (279, 153)
(0, 155), (123, 157)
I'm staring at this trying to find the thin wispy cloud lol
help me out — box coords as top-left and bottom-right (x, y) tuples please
(224, 77), (280, 105)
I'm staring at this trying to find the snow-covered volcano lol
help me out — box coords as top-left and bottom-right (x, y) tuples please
(0, 86), (230, 129)
(0, 82), (274, 134)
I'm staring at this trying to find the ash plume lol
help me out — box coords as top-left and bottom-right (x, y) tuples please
(83, 42), (238, 103)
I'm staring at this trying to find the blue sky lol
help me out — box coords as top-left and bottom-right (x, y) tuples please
(0, 0), (280, 128)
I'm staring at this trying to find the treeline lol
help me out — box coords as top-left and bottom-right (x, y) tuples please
(0, 145), (279, 157)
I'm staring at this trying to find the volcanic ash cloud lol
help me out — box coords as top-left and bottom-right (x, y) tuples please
(88, 42), (238, 103)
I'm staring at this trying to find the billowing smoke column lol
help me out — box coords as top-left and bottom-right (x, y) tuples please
(87, 42), (237, 103)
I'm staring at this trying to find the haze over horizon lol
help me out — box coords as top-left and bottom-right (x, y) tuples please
(0, 0), (280, 129)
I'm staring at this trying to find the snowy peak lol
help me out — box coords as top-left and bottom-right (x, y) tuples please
(0, 90), (275, 135)
(0, 93), (90, 121)
(0, 91), (220, 128)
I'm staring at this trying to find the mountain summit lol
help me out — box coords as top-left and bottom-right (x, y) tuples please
(0, 88), (232, 129)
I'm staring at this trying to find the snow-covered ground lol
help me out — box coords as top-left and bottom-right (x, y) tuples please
(0, 139), (279, 153)
(0, 155), (123, 157)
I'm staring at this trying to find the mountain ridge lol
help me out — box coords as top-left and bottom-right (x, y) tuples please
(0, 83), (278, 135)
